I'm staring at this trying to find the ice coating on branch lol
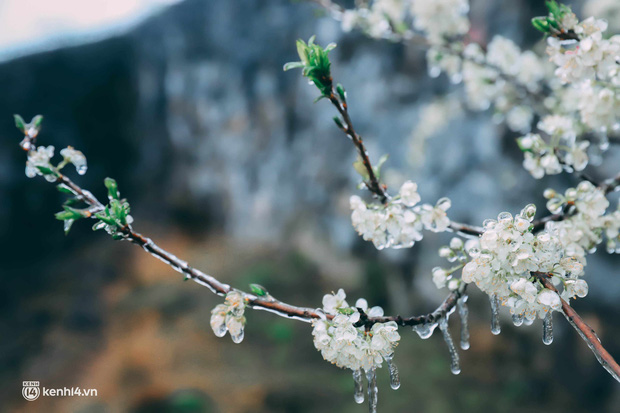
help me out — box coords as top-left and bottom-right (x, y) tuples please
(384, 353), (400, 390)
(563, 312), (620, 383)
(353, 369), (364, 404)
(412, 320), (438, 339)
(457, 295), (470, 350)
(439, 317), (461, 375)
(210, 290), (247, 343)
(490, 294), (501, 335)
(542, 312), (554, 345)
(350, 181), (451, 250)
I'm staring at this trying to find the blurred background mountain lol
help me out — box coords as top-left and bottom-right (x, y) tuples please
(1, 0), (619, 412)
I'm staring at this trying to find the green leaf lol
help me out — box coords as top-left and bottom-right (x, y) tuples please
(36, 165), (54, 175)
(336, 84), (346, 102)
(532, 17), (550, 33)
(95, 211), (116, 226)
(14, 114), (26, 133)
(55, 210), (75, 221)
(283, 61), (305, 71)
(324, 42), (337, 52)
(249, 283), (268, 297)
(104, 177), (119, 200)
(373, 154), (389, 178)
(337, 307), (355, 315)
(57, 184), (75, 194)
(333, 116), (344, 130)
(31, 115), (44, 130)
(353, 158), (369, 180)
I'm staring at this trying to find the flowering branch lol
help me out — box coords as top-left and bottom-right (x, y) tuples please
(17, 118), (467, 331)
(532, 271), (620, 381)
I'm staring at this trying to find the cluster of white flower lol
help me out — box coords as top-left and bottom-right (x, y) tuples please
(60, 146), (88, 175)
(544, 11), (620, 134)
(350, 181), (451, 249)
(210, 290), (247, 343)
(410, 0), (469, 43)
(433, 237), (468, 290)
(460, 203), (585, 321)
(340, 0), (470, 42)
(547, 17), (619, 85)
(312, 289), (400, 371)
(518, 115), (590, 179)
(25, 145), (56, 182)
(430, 37), (546, 133)
(25, 145), (89, 181)
(341, 0), (408, 38)
(544, 181), (620, 256)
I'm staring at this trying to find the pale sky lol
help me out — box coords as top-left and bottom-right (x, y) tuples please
(0, 0), (181, 60)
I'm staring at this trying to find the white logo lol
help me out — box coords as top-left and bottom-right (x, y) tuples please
(22, 381), (40, 401)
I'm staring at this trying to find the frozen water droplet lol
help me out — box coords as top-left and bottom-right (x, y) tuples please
(384, 353), (400, 390)
(413, 321), (438, 339)
(20, 140), (32, 151)
(213, 323), (227, 338)
(366, 368), (378, 413)
(76, 164), (87, 175)
(542, 312), (553, 345)
(439, 317), (460, 375)
(482, 219), (497, 230)
(458, 295), (470, 350)
(512, 313), (524, 327)
(490, 295), (501, 335)
(353, 369), (364, 404)
(523, 316), (534, 326)
(497, 212), (512, 224)
(230, 328), (244, 344)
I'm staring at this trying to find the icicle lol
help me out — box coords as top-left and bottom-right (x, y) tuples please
(512, 312), (524, 327)
(457, 295), (470, 350)
(366, 368), (378, 413)
(490, 294), (501, 335)
(439, 317), (461, 375)
(353, 369), (364, 404)
(523, 316), (535, 326)
(562, 312), (620, 383)
(412, 321), (438, 339)
(384, 353), (400, 390)
(542, 312), (553, 345)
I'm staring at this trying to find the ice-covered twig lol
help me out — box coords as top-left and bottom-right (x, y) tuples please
(533, 272), (620, 382)
(19, 129), (468, 332)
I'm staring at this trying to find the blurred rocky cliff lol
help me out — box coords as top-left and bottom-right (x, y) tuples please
(1, 0), (619, 411)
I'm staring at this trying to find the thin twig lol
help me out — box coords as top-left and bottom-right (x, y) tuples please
(329, 91), (389, 203)
(23, 137), (460, 329)
(533, 272), (620, 381)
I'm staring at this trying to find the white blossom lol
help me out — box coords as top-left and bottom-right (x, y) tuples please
(459, 204), (585, 320)
(210, 290), (247, 343)
(60, 146), (87, 175)
(350, 181), (451, 249)
(312, 289), (400, 371)
(25, 145), (56, 182)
